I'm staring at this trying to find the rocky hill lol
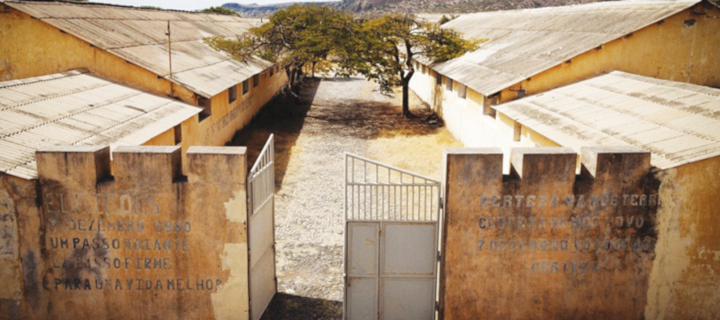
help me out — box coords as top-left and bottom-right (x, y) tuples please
(221, 2), (341, 17)
(343, 0), (611, 14)
(223, 0), (609, 16)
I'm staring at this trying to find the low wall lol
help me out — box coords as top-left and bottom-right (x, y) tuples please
(6, 145), (250, 319)
(442, 147), (659, 319)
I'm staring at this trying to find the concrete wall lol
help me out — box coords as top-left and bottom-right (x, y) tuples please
(646, 156), (720, 319)
(1, 145), (251, 319)
(442, 147), (659, 320)
(0, 173), (36, 319)
(410, 68), (555, 172)
(149, 69), (287, 172)
(442, 148), (720, 320)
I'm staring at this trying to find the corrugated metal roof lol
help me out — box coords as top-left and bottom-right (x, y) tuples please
(0, 69), (202, 179)
(5, 1), (272, 98)
(433, 0), (699, 97)
(494, 71), (720, 170)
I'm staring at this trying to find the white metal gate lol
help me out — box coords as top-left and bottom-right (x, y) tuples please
(247, 134), (277, 320)
(344, 153), (441, 320)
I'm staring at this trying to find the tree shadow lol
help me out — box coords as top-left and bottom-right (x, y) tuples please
(229, 79), (320, 186)
(260, 293), (342, 320)
(302, 98), (443, 140)
(230, 77), (444, 187)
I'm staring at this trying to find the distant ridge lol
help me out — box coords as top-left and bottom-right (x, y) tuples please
(221, 2), (341, 17)
(342, 0), (612, 14)
(222, 0), (609, 16)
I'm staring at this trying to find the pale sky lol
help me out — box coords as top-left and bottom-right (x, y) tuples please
(92, 0), (339, 11)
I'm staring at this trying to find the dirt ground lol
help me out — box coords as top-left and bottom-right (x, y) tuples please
(231, 76), (461, 319)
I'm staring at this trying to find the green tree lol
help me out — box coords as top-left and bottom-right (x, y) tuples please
(341, 14), (483, 117)
(204, 5), (352, 96)
(438, 14), (459, 25)
(201, 6), (238, 15)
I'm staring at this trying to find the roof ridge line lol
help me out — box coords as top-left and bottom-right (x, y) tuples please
(106, 38), (214, 51)
(0, 81), (110, 112)
(0, 69), (87, 90)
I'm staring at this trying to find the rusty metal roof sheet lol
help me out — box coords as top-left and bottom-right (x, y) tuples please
(0, 70), (201, 180)
(434, 0), (699, 97)
(5, 1), (272, 98)
(495, 71), (720, 170)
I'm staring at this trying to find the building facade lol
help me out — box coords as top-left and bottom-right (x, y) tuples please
(410, 0), (720, 154)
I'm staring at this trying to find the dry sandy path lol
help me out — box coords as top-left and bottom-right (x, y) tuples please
(232, 76), (460, 319)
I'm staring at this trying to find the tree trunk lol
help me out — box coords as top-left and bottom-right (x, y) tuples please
(402, 79), (411, 118)
(401, 68), (415, 118)
(312, 61), (317, 79)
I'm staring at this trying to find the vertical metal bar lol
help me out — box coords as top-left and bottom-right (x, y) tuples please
(399, 173), (403, 220)
(411, 176), (415, 220)
(387, 167), (391, 220)
(344, 154), (348, 220)
(351, 157), (355, 219)
(430, 186), (434, 221)
(375, 165), (379, 220)
(363, 161), (367, 220)
(424, 183), (428, 221)
(405, 175), (409, 221)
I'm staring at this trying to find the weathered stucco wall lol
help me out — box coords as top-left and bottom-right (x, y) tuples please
(442, 147), (659, 319)
(645, 156), (720, 319)
(0, 173), (37, 319)
(0, 7), (195, 103)
(410, 69), (554, 172)
(3, 145), (251, 319)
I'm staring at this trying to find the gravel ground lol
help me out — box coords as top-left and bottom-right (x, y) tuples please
(231, 76), (460, 319)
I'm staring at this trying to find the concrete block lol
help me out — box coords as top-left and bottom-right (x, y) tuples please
(443, 148), (503, 209)
(510, 147), (576, 183)
(581, 146), (650, 181)
(187, 146), (247, 184)
(36, 145), (110, 187)
(112, 146), (182, 186)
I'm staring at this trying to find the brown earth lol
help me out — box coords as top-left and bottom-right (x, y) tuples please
(231, 76), (460, 319)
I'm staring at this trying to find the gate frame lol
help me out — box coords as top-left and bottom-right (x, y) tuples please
(343, 152), (443, 320)
(247, 134), (277, 320)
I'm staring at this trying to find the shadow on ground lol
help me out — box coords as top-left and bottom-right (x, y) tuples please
(231, 77), (443, 185)
(260, 293), (342, 320)
(229, 79), (319, 186)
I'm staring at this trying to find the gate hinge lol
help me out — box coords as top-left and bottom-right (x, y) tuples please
(437, 250), (441, 261)
(435, 301), (439, 311)
(439, 198), (444, 209)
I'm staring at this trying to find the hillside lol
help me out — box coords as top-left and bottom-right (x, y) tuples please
(222, 0), (610, 16)
(221, 2), (341, 17)
(343, 0), (612, 14)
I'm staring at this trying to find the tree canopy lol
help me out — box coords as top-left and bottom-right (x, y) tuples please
(205, 5), (353, 95)
(341, 14), (483, 116)
(204, 6), (483, 116)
